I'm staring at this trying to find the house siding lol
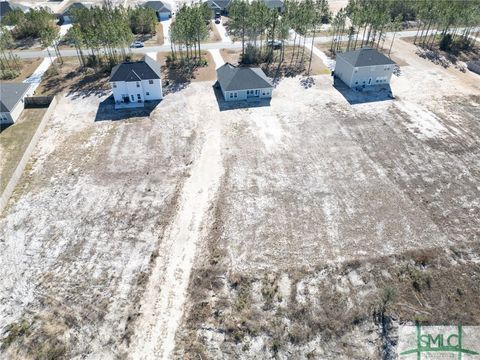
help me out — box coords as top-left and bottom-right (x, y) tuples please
(0, 96), (25, 124)
(223, 88), (272, 102)
(335, 57), (394, 88)
(334, 56), (354, 88)
(111, 79), (162, 107)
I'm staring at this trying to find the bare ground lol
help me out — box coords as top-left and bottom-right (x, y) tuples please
(0, 37), (479, 359)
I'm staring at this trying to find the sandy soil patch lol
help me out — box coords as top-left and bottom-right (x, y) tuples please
(1, 34), (479, 359)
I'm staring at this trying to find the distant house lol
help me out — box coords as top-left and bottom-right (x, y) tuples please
(144, 1), (172, 21)
(216, 63), (273, 101)
(0, 82), (31, 124)
(334, 47), (396, 89)
(109, 56), (163, 109)
(207, 0), (231, 16)
(0, 1), (29, 23)
(262, 0), (284, 12)
(60, 2), (93, 24)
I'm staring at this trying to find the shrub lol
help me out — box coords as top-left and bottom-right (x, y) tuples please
(0, 69), (20, 80)
(439, 34), (453, 52)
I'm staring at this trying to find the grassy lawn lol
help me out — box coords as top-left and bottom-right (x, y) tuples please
(0, 108), (47, 194)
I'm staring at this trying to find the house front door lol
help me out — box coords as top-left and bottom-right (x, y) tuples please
(368, 78), (372, 85)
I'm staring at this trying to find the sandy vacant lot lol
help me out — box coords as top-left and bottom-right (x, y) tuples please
(0, 38), (479, 359)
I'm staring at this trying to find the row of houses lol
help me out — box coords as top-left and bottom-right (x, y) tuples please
(0, 47), (396, 123)
(58, 0), (284, 24)
(109, 47), (397, 109)
(110, 54), (276, 108)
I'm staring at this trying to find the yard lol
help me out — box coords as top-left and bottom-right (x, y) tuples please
(1, 58), (43, 82)
(0, 36), (479, 359)
(142, 23), (165, 46)
(157, 50), (217, 84)
(220, 46), (330, 77)
(0, 108), (46, 194)
(35, 56), (119, 97)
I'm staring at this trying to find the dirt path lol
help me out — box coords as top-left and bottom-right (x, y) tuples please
(128, 117), (224, 359)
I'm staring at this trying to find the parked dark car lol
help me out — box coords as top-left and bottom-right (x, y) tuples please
(266, 40), (282, 50)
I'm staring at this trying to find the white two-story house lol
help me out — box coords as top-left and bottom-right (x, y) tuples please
(334, 47), (396, 90)
(109, 56), (163, 109)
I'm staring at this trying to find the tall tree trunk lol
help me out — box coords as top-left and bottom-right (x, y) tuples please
(291, 31), (297, 64)
(389, 31), (396, 56)
(414, 21), (422, 44)
(307, 27), (316, 76)
(353, 25), (360, 49)
(360, 24), (367, 47)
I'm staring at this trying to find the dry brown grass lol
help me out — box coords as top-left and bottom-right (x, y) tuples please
(157, 51), (216, 84)
(1, 58), (43, 82)
(220, 46), (329, 77)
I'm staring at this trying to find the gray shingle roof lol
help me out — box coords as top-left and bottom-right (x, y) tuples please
(0, 1), (13, 19)
(217, 63), (272, 91)
(63, 2), (93, 16)
(144, 1), (171, 13)
(208, 0), (231, 11)
(337, 47), (396, 67)
(0, 1), (28, 19)
(262, 0), (284, 10)
(0, 82), (30, 112)
(110, 56), (161, 82)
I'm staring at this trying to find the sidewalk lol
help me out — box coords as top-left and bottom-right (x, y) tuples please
(214, 19), (231, 43)
(23, 57), (56, 95)
(208, 49), (225, 69)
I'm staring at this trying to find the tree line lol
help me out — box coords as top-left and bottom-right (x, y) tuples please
(226, 0), (330, 74)
(1, 7), (55, 40)
(170, 3), (211, 63)
(330, 0), (480, 55)
(0, 25), (20, 79)
(65, 6), (135, 69)
(413, 0), (480, 52)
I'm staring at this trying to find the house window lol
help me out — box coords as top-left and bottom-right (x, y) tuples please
(355, 81), (358, 84)
(131, 95), (134, 101)
(137, 94), (141, 99)
(113, 83), (117, 88)
(229, 93), (233, 98)
(149, 80), (154, 84)
(146, 92), (150, 95)
(136, 82), (140, 87)
(234, 92), (237, 98)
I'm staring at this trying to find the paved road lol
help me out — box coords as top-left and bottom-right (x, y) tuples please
(12, 28), (480, 59)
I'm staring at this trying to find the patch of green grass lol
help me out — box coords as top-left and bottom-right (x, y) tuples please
(0, 108), (46, 193)
(0, 318), (32, 349)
